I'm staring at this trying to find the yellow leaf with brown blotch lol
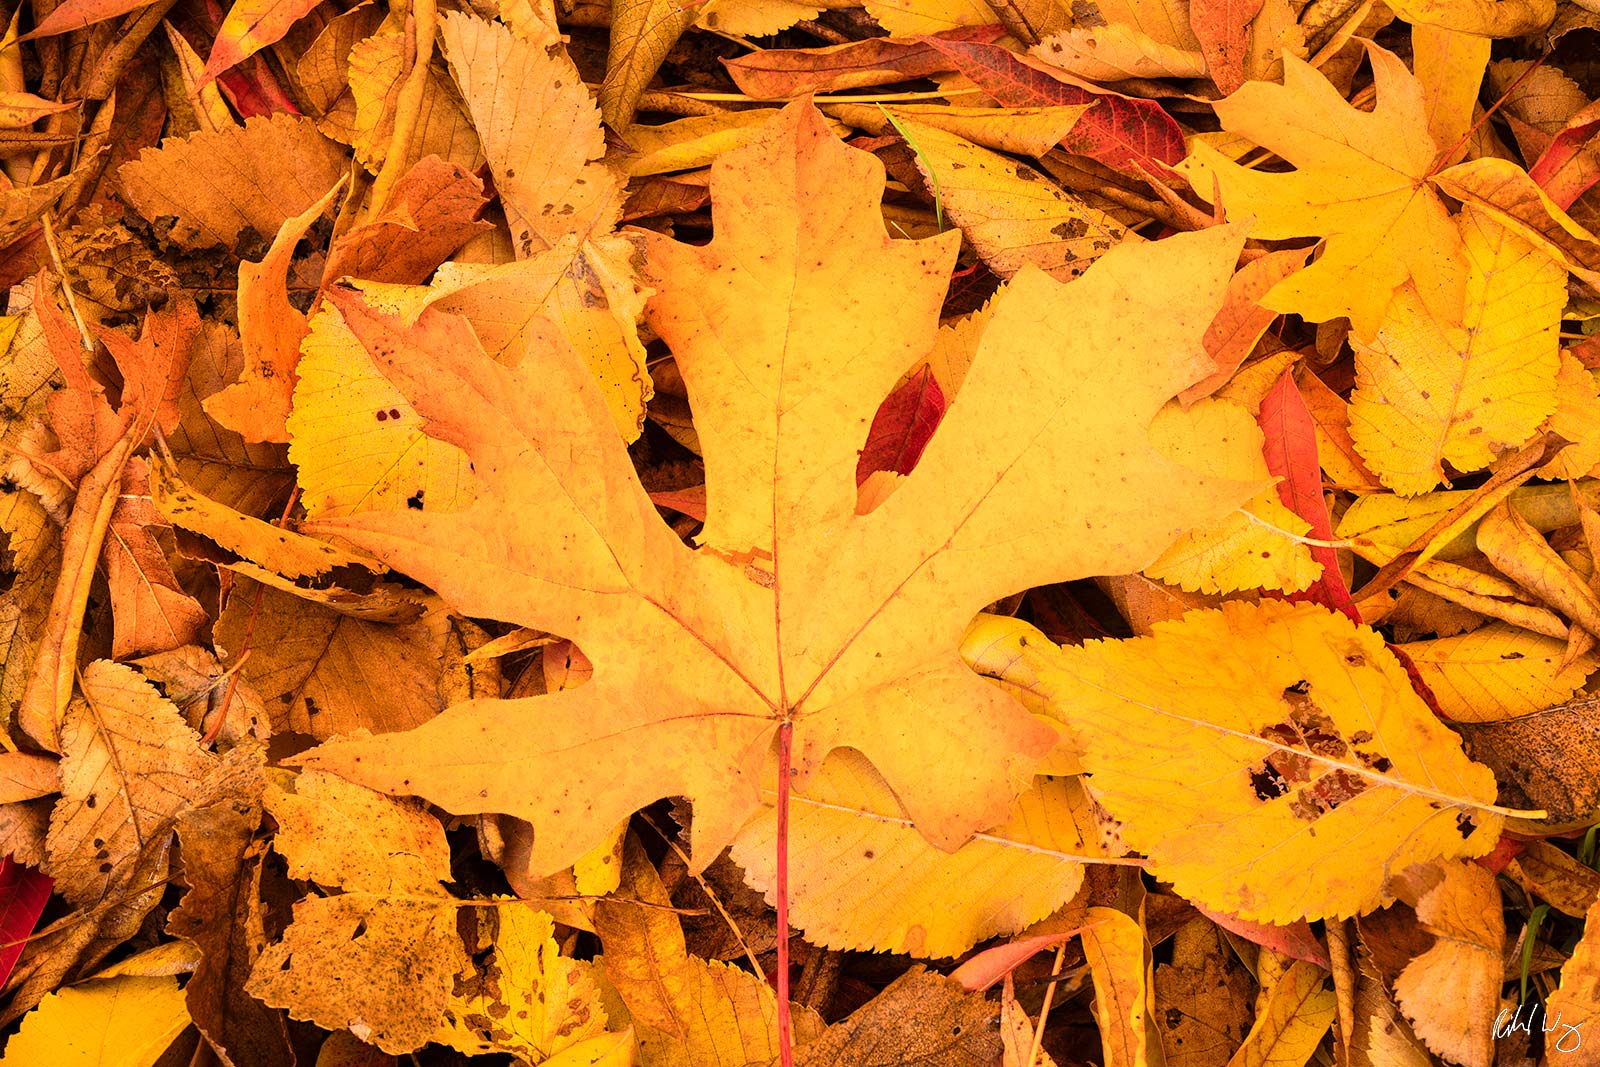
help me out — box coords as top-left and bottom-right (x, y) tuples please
(1034, 600), (1508, 922)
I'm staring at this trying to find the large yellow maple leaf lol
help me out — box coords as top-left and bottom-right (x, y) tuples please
(1178, 43), (1466, 341)
(297, 103), (1257, 875)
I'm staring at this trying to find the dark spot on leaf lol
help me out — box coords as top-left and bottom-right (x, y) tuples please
(1249, 764), (1289, 801)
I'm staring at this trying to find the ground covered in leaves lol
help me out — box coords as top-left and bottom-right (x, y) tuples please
(3, 0), (1600, 1065)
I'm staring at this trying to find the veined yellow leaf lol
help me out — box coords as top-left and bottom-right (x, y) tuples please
(1040, 599), (1508, 923)
(1349, 205), (1563, 495)
(0, 975), (189, 1066)
(1397, 622), (1595, 722)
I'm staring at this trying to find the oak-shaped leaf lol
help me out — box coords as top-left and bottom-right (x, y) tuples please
(1177, 42), (1466, 340)
(296, 101), (1257, 876)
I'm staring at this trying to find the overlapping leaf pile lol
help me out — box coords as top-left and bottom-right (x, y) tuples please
(2, 0), (1600, 1065)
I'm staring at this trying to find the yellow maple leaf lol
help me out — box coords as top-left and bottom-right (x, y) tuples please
(295, 102), (1257, 877)
(1177, 42), (1466, 341)
(1348, 205), (1564, 495)
(1036, 599), (1510, 922)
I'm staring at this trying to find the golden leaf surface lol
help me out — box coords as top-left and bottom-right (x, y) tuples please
(0, 975), (189, 1067)
(729, 749), (1105, 957)
(294, 102), (1258, 877)
(1349, 206), (1563, 495)
(1177, 42), (1465, 340)
(1038, 599), (1507, 922)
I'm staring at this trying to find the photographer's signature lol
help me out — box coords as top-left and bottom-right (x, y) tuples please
(1495, 1002), (1584, 1053)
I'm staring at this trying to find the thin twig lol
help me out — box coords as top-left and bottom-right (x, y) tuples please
(1028, 942), (1068, 1067)
(41, 215), (92, 352)
(638, 811), (765, 981)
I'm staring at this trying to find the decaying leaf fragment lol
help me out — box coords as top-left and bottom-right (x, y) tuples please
(295, 101), (1258, 878)
(245, 770), (470, 1054)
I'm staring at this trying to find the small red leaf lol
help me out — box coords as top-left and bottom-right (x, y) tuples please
(950, 931), (1080, 992)
(856, 365), (947, 485)
(1193, 903), (1330, 968)
(919, 38), (1185, 178)
(1473, 835), (1525, 874)
(1258, 370), (1358, 623)
(0, 858), (53, 988)
(1528, 103), (1600, 210)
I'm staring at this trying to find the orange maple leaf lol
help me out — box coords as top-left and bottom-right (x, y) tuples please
(296, 103), (1257, 874)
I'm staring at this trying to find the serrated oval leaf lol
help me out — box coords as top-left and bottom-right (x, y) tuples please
(1041, 600), (1506, 923)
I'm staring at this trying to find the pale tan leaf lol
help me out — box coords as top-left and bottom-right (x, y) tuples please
(1393, 862), (1503, 1067)
(1034, 24), (1207, 81)
(214, 580), (448, 742)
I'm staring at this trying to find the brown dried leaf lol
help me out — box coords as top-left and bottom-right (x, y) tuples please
(117, 114), (349, 251)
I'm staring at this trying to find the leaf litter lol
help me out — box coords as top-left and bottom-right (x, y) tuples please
(2, 3), (1600, 1066)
